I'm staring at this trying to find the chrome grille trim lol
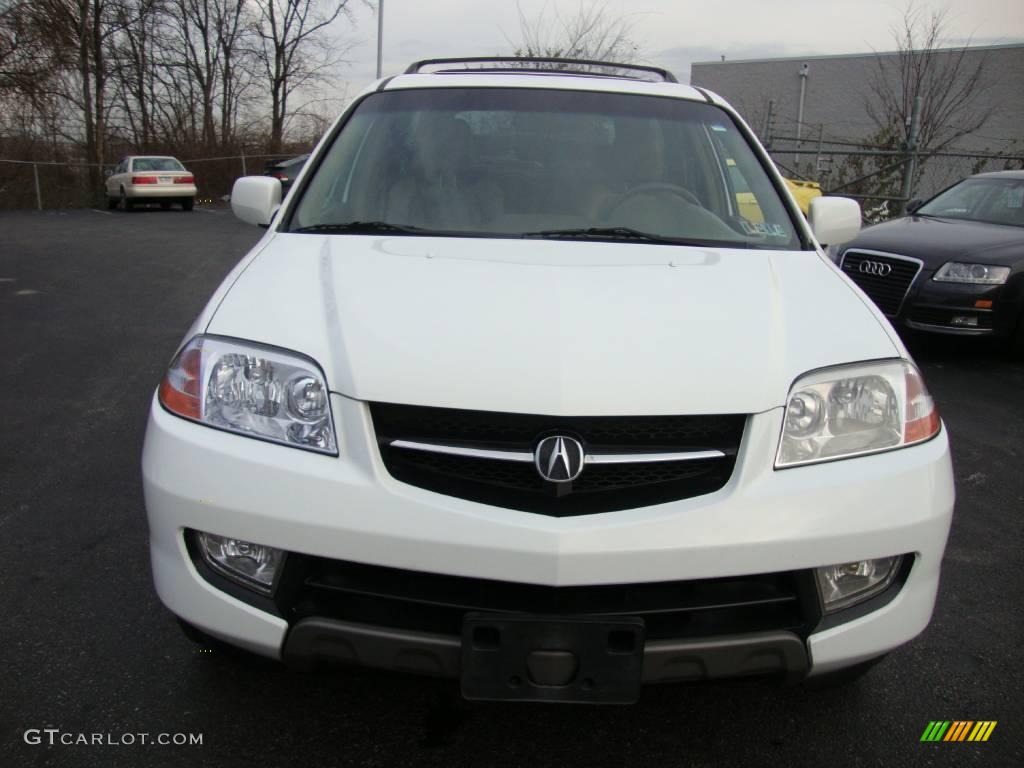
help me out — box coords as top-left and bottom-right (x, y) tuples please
(391, 439), (725, 464)
(390, 440), (533, 462)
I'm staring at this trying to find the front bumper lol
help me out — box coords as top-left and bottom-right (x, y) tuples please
(899, 274), (1022, 338)
(283, 618), (811, 685)
(142, 391), (955, 680)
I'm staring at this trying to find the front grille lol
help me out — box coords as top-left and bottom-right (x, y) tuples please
(841, 251), (921, 316)
(281, 556), (820, 641)
(370, 403), (745, 516)
(909, 306), (994, 329)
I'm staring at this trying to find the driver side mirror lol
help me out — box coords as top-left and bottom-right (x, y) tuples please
(905, 198), (923, 214)
(231, 176), (282, 227)
(808, 196), (861, 247)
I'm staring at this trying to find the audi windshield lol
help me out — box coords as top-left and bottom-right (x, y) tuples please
(917, 176), (1024, 228)
(287, 88), (803, 249)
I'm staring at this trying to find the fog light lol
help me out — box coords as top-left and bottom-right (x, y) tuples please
(816, 556), (902, 612)
(196, 531), (284, 594)
(951, 315), (978, 327)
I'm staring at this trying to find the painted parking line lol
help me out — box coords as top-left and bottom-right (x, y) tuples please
(90, 209), (112, 215)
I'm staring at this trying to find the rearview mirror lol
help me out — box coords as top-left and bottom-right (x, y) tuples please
(231, 176), (282, 227)
(808, 196), (861, 247)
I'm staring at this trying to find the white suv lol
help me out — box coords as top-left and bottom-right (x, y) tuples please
(142, 58), (954, 704)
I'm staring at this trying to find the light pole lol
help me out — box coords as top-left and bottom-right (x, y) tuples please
(376, 0), (384, 78)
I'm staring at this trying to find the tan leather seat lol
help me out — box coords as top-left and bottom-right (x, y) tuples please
(387, 115), (502, 229)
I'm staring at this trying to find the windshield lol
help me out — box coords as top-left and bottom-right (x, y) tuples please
(918, 177), (1024, 228)
(288, 88), (801, 249)
(133, 157), (185, 172)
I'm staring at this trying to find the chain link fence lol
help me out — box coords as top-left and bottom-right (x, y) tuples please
(0, 153), (296, 211)
(3, 145), (1023, 216)
(766, 139), (1024, 222)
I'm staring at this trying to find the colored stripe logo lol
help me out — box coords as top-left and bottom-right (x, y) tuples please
(920, 721), (997, 742)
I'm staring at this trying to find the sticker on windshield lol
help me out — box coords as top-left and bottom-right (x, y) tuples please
(739, 220), (789, 238)
(1007, 187), (1023, 209)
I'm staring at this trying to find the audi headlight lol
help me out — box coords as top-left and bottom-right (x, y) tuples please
(933, 262), (1010, 285)
(158, 335), (337, 454)
(776, 360), (939, 468)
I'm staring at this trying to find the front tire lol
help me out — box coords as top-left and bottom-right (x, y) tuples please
(181, 197), (194, 211)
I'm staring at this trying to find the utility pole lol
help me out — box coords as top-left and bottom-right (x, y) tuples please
(900, 95), (922, 212)
(794, 63), (809, 169)
(761, 99), (775, 148)
(376, 0), (384, 78)
(814, 124), (824, 179)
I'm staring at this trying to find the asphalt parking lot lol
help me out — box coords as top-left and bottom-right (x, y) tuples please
(1, 208), (1022, 768)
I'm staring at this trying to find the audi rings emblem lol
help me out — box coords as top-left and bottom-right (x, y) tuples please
(858, 260), (892, 277)
(535, 436), (585, 483)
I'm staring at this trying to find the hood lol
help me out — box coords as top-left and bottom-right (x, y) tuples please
(848, 216), (1024, 267)
(206, 235), (898, 415)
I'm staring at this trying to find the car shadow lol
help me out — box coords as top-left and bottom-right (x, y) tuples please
(900, 329), (1020, 366)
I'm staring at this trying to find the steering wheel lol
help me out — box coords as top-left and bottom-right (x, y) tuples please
(601, 182), (704, 219)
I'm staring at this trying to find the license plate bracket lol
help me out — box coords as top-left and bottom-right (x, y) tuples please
(460, 613), (645, 704)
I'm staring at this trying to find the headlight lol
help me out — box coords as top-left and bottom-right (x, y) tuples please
(933, 262), (1010, 285)
(158, 335), (337, 454)
(776, 360), (939, 468)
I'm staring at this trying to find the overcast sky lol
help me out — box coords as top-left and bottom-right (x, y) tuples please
(329, 0), (1024, 96)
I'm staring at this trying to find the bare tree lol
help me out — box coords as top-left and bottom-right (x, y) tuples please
(213, 0), (253, 146)
(1, 0), (362, 206)
(1, 1), (41, 92)
(32, 0), (126, 198)
(826, 4), (995, 220)
(508, 1), (641, 64)
(867, 4), (993, 156)
(252, 0), (357, 153)
(110, 0), (161, 149)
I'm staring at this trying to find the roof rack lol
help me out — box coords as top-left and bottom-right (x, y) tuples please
(404, 57), (678, 84)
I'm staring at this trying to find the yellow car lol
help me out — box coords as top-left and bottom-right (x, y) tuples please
(728, 159), (821, 221)
(784, 177), (823, 215)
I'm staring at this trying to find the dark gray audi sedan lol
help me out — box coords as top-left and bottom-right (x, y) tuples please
(834, 170), (1024, 354)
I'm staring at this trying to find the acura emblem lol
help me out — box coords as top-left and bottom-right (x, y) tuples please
(858, 260), (892, 277)
(534, 436), (585, 483)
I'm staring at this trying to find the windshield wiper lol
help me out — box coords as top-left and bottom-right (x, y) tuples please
(520, 226), (750, 247)
(522, 226), (664, 241)
(290, 221), (429, 235)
